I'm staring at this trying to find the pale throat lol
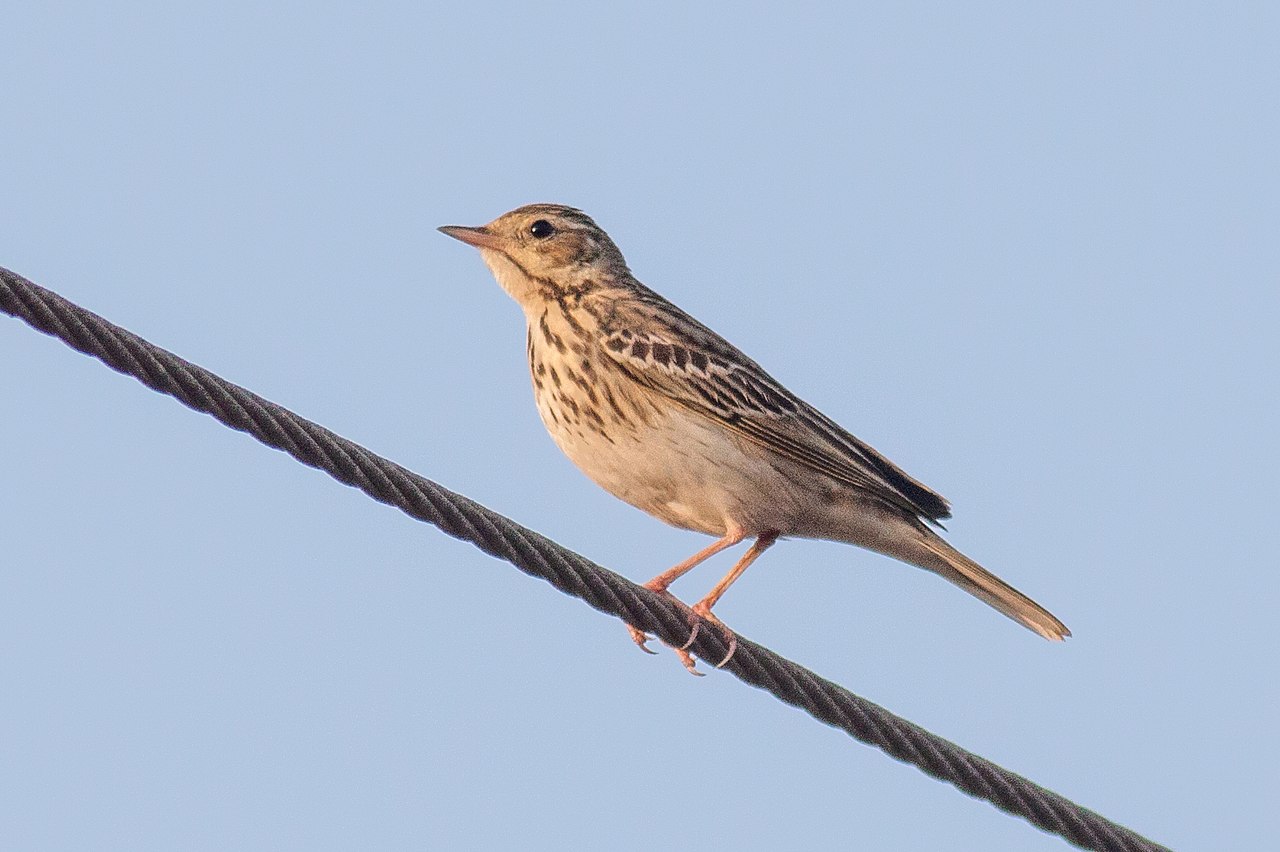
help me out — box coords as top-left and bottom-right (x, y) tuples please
(479, 249), (541, 309)
(479, 248), (607, 317)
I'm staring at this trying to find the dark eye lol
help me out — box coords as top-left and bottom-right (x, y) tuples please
(529, 219), (556, 239)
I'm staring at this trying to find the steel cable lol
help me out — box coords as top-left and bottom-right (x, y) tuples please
(1, 265), (1169, 852)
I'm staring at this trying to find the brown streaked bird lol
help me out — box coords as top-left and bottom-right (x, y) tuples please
(439, 204), (1069, 674)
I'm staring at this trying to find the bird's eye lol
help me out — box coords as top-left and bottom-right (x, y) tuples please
(529, 219), (556, 239)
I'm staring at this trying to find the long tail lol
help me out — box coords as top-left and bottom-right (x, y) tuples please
(915, 532), (1070, 641)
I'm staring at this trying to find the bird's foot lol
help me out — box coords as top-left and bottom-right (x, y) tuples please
(626, 622), (660, 655)
(627, 585), (707, 676)
(681, 602), (738, 670)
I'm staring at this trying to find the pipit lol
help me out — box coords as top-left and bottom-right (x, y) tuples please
(440, 204), (1069, 674)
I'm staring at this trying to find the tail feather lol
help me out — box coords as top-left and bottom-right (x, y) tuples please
(916, 534), (1070, 641)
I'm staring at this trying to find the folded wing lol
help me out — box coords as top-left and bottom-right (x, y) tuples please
(599, 296), (951, 523)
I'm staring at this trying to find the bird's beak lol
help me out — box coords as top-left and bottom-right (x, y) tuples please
(437, 225), (505, 251)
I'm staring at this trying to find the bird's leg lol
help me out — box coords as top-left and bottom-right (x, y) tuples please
(681, 531), (780, 669)
(627, 528), (746, 669)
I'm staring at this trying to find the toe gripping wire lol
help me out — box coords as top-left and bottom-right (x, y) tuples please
(1, 266), (1168, 852)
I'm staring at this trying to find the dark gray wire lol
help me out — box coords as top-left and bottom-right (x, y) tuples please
(1, 266), (1170, 852)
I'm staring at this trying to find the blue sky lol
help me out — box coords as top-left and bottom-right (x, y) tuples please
(2, 3), (1276, 849)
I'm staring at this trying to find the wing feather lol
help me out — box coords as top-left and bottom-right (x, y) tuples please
(599, 299), (951, 522)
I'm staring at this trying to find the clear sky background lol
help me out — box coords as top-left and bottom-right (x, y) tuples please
(2, 4), (1276, 850)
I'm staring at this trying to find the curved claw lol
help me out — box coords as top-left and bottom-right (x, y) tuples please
(714, 635), (739, 669)
(627, 624), (660, 655)
(688, 604), (738, 669)
(675, 647), (705, 676)
(679, 620), (702, 651)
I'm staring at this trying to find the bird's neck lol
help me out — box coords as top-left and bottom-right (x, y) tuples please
(481, 250), (626, 318)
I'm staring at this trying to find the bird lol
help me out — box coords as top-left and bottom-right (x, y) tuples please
(439, 204), (1069, 674)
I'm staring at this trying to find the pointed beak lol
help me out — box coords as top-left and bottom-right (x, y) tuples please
(437, 225), (505, 251)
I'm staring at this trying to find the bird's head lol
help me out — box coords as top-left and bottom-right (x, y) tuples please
(439, 204), (629, 308)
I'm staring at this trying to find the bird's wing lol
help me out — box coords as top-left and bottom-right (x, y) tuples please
(598, 297), (951, 523)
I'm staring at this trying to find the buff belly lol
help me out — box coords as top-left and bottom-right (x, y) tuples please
(536, 390), (824, 538)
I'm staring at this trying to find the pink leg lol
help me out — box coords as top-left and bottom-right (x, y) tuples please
(681, 532), (779, 669)
(627, 527), (747, 672)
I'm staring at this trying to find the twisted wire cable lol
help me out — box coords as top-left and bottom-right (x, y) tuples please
(1, 266), (1168, 852)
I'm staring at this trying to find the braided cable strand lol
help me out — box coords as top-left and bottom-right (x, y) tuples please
(1, 266), (1168, 852)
